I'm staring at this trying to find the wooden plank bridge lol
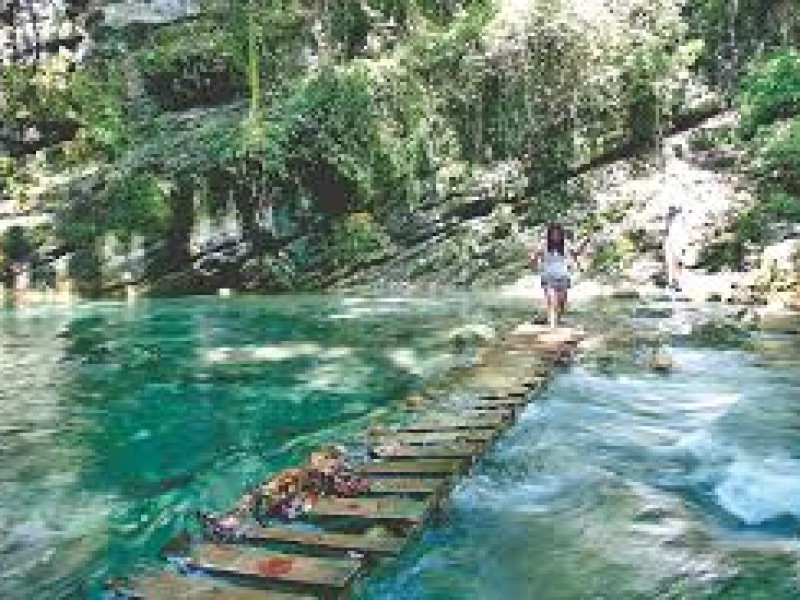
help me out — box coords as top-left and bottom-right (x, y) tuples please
(108, 323), (584, 599)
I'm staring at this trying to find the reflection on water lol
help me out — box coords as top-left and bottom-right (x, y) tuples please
(361, 303), (800, 600)
(2, 296), (799, 599)
(0, 294), (529, 599)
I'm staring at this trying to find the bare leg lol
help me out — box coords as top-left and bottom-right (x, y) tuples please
(675, 259), (684, 290)
(556, 289), (568, 324)
(666, 253), (675, 289)
(545, 288), (557, 329)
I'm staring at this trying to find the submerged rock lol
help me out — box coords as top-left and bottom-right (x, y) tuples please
(610, 288), (642, 300)
(647, 346), (674, 373)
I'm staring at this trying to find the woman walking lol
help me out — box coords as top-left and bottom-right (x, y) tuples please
(530, 223), (588, 328)
(664, 205), (689, 291)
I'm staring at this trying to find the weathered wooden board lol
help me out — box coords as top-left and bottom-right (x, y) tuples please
(128, 571), (313, 600)
(463, 378), (539, 393)
(367, 429), (497, 445)
(371, 442), (482, 460)
(366, 477), (448, 495)
(307, 496), (430, 525)
(239, 525), (406, 556)
(479, 391), (530, 400)
(483, 388), (533, 398)
(469, 396), (529, 409)
(357, 458), (467, 476)
(461, 403), (523, 414)
(403, 402), (518, 418)
(506, 324), (585, 341)
(188, 545), (362, 590)
(397, 413), (508, 432)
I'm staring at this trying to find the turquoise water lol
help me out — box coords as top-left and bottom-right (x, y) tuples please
(0, 294), (528, 599)
(1, 296), (799, 599)
(361, 304), (800, 599)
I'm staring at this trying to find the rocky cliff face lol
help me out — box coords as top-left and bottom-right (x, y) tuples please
(2, 1), (796, 300)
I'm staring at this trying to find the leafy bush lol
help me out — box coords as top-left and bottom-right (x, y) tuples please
(748, 116), (800, 196)
(324, 212), (392, 269)
(1, 226), (34, 263)
(59, 173), (171, 247)
(684, 0), (798, 88)
(688, 125), (737, 151)
(139, 41), (245, 111)
(0, 59), (128, 160)
(739, 50), (800, 139)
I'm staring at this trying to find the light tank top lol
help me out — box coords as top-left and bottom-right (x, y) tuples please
(540, 242), (571, 278)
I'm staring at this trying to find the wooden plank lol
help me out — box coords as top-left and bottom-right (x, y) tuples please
(357, 458), (467, 476)
(478, 386), (536, 399)
(238, 525), (406, 556)
(367, 477), (448, 495)
(397, 414), (507, 432)
(188, 545), (362, 591)
(462, 402), (525, 413)
(368, 428), (497, 445)
(469, 397), (529, 409)
(488, 389), (532, 398)
(128, 571), (312, 600)
(307, 496), (430, 525)
(507, 323), (585, 340)
(415, 409), (511, 423)
(371, 442), (482, 460)
(402, 402), (518, 418)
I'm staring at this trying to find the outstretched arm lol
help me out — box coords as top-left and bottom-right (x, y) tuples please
(571, 236), (591, 260)
(529, 246), (542, 267)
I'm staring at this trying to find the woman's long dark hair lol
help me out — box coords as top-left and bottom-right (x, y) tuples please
(546, 223), (566, 255)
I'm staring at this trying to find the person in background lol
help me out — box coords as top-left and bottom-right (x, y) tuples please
(664, 205), (689, 291)
(529, 223), (589, 329)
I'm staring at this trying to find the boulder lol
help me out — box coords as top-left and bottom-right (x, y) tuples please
(647, 346), (674, 373)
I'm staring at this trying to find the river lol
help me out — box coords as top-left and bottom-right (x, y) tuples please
(1, 295), (798, 599)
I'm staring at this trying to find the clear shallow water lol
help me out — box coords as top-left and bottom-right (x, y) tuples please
(360, 304), (800, 600)
(1, 296), (799, 599)
(0, 294), (528, 599)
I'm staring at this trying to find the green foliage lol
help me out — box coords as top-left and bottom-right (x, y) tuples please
(283, 67), (381, 206)
(590, 235), (635, 277)
(324, 212), (392, 268)
(139, 38), (245, 111)
(699, 188), (800, 271)
(687, 125), (737, 151)
(739, 50), (800, 139)
(17, 0), (779, 290)
(0, 58), (128, 161)
(683, 0), (800, 89)
(748, 117), (800, 195)
(60, 173), (171, 246)
(329, 0), (372, 58)
(697, 49), (800, 271)
(1, 226), (33, 263)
